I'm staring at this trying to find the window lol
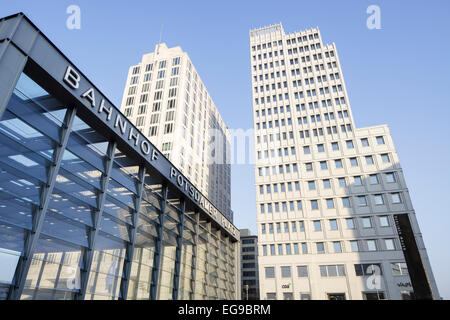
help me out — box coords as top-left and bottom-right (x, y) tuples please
(355, 263), (383, 276)
(342, 197), (351, 208)
(323, 179), (331, 189)
(362, 217), (372, 228)
(376, 136), (385, 145)
(365, 155), (374, 165)
(354, 176), (363, 186)
(338, 177), (346, 187)
(281, 266), (292, 278)
(333, 241), (342, 253)
(350, 157), (358, 167)
(320, 265), (346, 277)
(370, 174), (379, 184)
(320, 161), (328, 170)
(379, 216), (390, 227)
(335, 159), (343, 168)
(346, 140), (354, 149)
(385, 239), (396, 250)
(391, 262), (408, 276)
(297, 266), (308, 277)
(308, 181), (316, 190)
(326, 199), (335, 209)
(385, 172), (396, 183)
(316, 242), (325, 254)
(346, 218), (355, 229)
(350, 240), (359, 252)
(329, 219), (338, 230)
(300, 293), (311, 300)
(317, 144), (325, 152)
(291, 221), (297, 232)
(401, 291), (415, 300)
(311, 200), (319, 210)
(391, 193), (402, 204)
(366, 240), (377, 251)
(374, 194), (384, 205)
(331, 142), (339, 150)
(358, 195), (367, 206)
(381, 153), (390, 163)
(299, 221), (305, 232)
(293, 243), (299, 254)
(302, 243), (308, 254)
(265, 267), (275, 278)
(361, 138), (369, 147)
(305, 163), (313, 172)
(304, 146), (311, 154)
(278, 244), (283, 255)
(266, 293), (276, 300)
(313, 220), (322, 231)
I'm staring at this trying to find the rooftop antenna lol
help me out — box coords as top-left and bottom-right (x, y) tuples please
(156, 23), (164, 55)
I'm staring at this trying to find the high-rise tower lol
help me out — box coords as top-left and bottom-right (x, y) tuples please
(120, 43), (232, 221)
(250, 24), (440, 300)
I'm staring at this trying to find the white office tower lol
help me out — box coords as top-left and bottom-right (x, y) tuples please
(250, 24), (440, 300)
(120, 43), (232, 221)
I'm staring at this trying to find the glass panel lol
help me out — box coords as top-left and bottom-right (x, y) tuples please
(85, 233), (126, 300)
(157, 230), (177, 299)
(21, 235), (83, 300)
(127, 233), (155, 300)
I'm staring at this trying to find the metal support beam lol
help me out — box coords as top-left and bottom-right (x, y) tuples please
(0, 15), (30, 121)
(7, 106), (77, 300)
(119, 165), (146, 300)
(149, 184), (168, 300)
(189, 211), (200, 300)
(203, 222), (211, 299)
(75, 141), (116, 300)
(172, 200), (185, 300)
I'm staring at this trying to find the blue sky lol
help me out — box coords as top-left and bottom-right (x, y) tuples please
(2, 0), (450, 298)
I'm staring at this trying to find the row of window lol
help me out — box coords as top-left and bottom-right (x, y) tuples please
(131, 57), (181, 76)
(258, 173), (398, 195)
(255, 109), (349, 130)
(259, 191), (403, 214)
(252, 62), (341, 83)
(253, 56), (336, 73)
(253, 44), (327, 65)
(257, 125), (352, 146)
(251, 33), (319, 52)
(261, 215), (392, 235)
(253, 60), (340, 81)
(257, 155), (391, 174)
(254, 86), (343, 106)
(262, 237), (397, 256)
(264, 262), (408, 279)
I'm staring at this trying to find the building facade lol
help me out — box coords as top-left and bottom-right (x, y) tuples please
(250, 24), (440, 300)
(239, 229), (259, 300)
(120, 44), (232, 222)
(0, 13), (239, 300)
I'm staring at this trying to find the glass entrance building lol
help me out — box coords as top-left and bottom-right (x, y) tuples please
(0, 13), (239, 300)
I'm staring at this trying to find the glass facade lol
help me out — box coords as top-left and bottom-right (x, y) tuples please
(0, 69), (237, 300)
